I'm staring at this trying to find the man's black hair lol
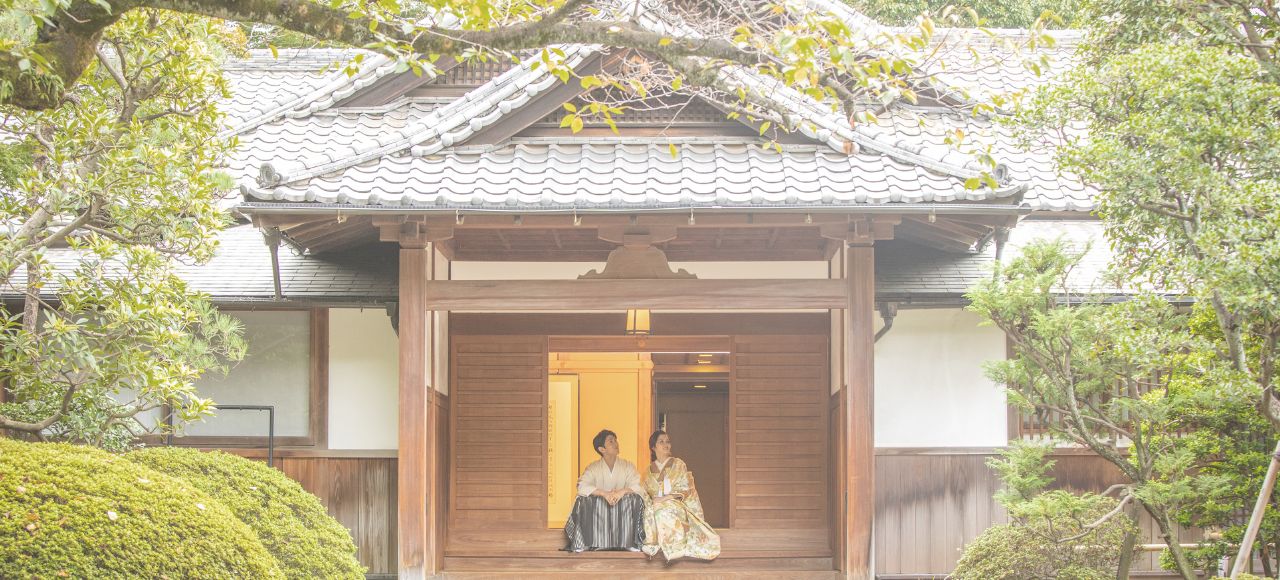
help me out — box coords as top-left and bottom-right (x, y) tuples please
(592, 429), (616, 456)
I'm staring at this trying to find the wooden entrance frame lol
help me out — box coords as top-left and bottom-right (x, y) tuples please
(383, 215), (888, 580)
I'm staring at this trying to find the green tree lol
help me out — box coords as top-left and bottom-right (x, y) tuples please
(0, 10), (245, 450)
(851, 0), (1079, 28)
(1015, 2), (1280, 572)
(967, 240), (1221, 578)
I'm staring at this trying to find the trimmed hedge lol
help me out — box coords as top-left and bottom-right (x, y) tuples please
(128, 447), (364, 579)
(0, 438), (282, 579)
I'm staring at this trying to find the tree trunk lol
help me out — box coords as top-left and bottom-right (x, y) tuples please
(22, 257), (40, 333)
(1233, 439), (1280, 578)
(1116, 500), (1140, 580)
(1143, 500), (1198, 580)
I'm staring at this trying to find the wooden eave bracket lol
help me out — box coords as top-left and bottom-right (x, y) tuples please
(373, 216), (455, 248)
(580, 225), (695, 279)
(818, 216), (900, 246)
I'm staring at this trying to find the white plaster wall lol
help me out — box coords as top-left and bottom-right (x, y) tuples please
(434, 246), (450, 395)
(873, 308), (1008, 448)
(328, 308), (399, 450)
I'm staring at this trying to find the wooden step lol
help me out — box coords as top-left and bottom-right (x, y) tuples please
(443, 555), (834, 573)
(441, 572), (839, 580)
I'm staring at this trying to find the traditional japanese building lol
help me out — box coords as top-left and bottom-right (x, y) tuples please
(5, 2), (1188, 578)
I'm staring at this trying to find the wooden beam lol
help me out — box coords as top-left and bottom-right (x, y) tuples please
(819, 216), (899, 244)
(252, 214), (332, 229)
(421, 279), (847, 310)
(375, 216), (454, 248)
(649, 364), (731, 374)
(844, 243), (875, 579)
(547, 335), (732, 353)
(423, 212), (860, 230)
(398, 245), (436, 579)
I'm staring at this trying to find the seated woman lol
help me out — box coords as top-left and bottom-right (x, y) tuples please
(641, 430), (721, 561)
(563, 429), (646, 552)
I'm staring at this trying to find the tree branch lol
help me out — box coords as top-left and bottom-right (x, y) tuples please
(5, 0), (789, 111)
(1056, 491), (1134, 544)
(0, 381), (78, 433)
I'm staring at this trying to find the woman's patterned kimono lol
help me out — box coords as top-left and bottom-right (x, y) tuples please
(641, 457), (721, 561)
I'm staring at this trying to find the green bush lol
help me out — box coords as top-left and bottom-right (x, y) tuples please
(0, 438), (282, 578)
(952, 491), (1137, 580)
(128, 447), (364, 579)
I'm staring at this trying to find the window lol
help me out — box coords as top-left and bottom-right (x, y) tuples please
(176, 309), (327, 447)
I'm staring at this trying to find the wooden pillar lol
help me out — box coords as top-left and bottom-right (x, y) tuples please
(844, 241), (876, 579)
(398, 243), (435, 579)
(376, 216), (454, 580)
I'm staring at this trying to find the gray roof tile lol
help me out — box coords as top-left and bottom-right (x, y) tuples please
(239, 138), (1019, 208)
(216, 6), (1094, 213)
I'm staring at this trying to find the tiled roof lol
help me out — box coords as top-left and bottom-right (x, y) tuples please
(239, 138), (1022, 207)
(878, 219), (1121, 299)
(875, 109), (1096, 211)
(218, 4), (1093, 213)
(2, 226), (397, 304)
(630, 0), (1001, 181)
(228, 101), (446, 177)
(248, 45), (599, 189)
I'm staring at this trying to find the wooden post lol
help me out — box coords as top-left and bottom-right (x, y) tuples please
(844, 241), (875, 579)
(398, 243), (435, 579)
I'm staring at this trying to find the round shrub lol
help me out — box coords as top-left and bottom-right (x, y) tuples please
(952, 491), (1137, 580)
(0, 438), (282, 579)
(128, 447), (364, 579)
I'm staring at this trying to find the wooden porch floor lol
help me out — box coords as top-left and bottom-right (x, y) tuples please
(441, 547), (836, 578)
(442, 573), (838, 579)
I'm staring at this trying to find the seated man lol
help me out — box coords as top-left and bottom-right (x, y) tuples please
(564, 429), (646, 552)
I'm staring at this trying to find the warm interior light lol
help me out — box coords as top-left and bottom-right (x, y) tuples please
(625, 309), (651, 336)
(693, 384), (707, 389)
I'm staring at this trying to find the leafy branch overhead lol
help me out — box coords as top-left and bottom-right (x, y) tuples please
(1, 0), (1049, 132)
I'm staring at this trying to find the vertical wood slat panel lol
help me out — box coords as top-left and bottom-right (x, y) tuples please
(279, 456), (399, 575)
(450, 335), (548, 530)
(873, 452), (1204, 576)
(731, 335), (828, 535)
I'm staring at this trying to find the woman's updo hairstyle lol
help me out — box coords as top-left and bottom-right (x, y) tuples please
(648, 430), (668, 463)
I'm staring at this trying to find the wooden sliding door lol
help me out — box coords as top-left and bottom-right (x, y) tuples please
(730, 335), (830, 550)
(449, 336), (548, 530)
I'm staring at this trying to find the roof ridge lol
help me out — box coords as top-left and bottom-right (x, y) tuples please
(220, 53), (393, 140)
(255, 45), (597, 188)
(631, 1), (1005, 182)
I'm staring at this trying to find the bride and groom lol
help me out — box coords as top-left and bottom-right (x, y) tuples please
(563, 429), (721, 561)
